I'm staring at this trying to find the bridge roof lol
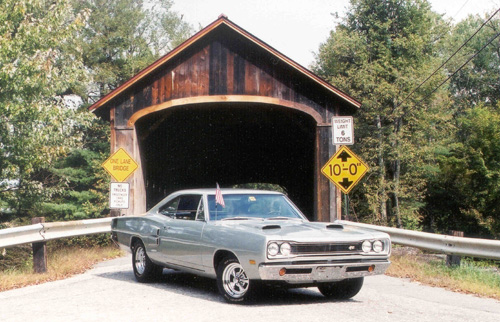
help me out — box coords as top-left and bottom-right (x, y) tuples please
(88, 15), (360, 114)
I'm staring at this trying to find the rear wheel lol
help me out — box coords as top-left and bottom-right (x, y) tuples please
(317, 277), (364, 300)
(216, 257), (253, 303)
(132, 240), (163, 282)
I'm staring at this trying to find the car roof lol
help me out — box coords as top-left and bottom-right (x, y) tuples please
(171, 188), (283, 195)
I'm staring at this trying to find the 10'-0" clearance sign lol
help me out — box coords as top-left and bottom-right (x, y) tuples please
(321, 117), (369, 194)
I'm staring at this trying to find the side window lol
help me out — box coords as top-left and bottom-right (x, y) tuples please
(158, 197), (179, 218)
(176, 195), (201, 220)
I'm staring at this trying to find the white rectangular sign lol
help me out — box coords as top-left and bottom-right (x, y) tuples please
(110, 182), (130, 209)
(332, 116), (354, 145)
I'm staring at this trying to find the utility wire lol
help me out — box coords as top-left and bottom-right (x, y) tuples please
(451, 0), (470, 21)
(416, 29), (500, 105)
(397, 7), (500, 108)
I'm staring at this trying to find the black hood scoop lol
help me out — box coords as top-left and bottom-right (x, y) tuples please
(262, 224), (281, 230)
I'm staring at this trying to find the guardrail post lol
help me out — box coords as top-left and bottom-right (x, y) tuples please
(446, 230), (464, 267)
(31, 217), (47, 273)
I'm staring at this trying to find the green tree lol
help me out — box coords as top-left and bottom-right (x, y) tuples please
(0, 0), (91, 224)
(445, 11), (500, 111)
(39, 118), (111, 222)
(34, 0), (194, 222)
(72, 0), (193, 102)
(314, 0), (450, 227)
(424, 106), (500, 238)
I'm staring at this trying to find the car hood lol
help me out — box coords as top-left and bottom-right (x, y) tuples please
(219, 220), (386, 242)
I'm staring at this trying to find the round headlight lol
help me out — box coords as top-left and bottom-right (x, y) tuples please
(268, 242), (279, 256)
(373, 240), (384, 253)
(280, 242), (291, 256)
(362, 240), (372, 253)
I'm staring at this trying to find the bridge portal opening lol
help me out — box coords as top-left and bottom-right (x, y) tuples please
(136, 103), (316, 218)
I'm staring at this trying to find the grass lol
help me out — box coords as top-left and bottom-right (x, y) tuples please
(387, 247), (500, 300)
(0, 246), (123, 292)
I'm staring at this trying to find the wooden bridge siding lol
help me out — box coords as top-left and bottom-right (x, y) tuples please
(113, 41), (331, 128)
(109, 110), (146, 216)
(110, 40), (337, 220)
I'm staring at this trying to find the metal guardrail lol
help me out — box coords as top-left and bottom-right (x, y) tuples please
(337, 220), (500, 260)
(0, 218), (112, 248)
(0, 218), (499, 260)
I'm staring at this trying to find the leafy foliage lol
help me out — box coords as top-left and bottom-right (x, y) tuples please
(0, 0), (92, 224)
(424, 106), (500, 237)
(1, 0), (192, 225)
(314, 0), (450, 227)
(445, 11), (500, 110)
(72, 0), (193, 102)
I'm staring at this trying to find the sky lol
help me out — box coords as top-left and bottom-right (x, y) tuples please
(171, 0), (500, 68)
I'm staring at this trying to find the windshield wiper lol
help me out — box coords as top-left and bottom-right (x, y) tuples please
(265, 216), (295, 221)
(221, 216), (254, 221)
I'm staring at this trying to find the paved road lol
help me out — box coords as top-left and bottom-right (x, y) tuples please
(1, 255), (499, 322)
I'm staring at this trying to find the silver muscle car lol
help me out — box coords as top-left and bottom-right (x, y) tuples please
(111, 188), (391, 303)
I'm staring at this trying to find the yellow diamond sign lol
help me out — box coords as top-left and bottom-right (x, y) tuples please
(321, 145), (369, 194)
(102, 148), (138, 182)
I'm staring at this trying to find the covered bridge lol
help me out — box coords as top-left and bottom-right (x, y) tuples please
(89, 15), (360, 221)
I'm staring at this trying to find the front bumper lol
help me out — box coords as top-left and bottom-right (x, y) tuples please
(258, 260), (390, 283)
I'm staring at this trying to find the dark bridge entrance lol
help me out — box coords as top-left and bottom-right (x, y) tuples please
(137, 102), (316, 216)
(90, 16), (359, 221)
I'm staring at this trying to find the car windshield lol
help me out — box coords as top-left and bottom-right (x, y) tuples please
(207, 194), (304, 221)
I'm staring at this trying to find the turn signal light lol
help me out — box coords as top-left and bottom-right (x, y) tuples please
(279, 268), (287, 276)
(368, 265), (375, 272)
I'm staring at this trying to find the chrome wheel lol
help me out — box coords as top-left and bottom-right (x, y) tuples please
(132, 240), (162, 282)
(134, 245), (146, 275)
(221, 262), (249, 299)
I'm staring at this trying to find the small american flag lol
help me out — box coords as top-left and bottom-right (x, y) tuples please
(215, 183), (225, 208)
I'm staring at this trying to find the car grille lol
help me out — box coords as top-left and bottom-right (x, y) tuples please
(291, 242), (363, 256)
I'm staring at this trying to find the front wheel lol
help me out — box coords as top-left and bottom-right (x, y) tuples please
(216, 257), (253, 303)
(132, 240), (163, 282)
(317, 277), (364, 300)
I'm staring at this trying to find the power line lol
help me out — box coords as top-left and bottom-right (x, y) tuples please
(416, 29), (500, 105)
(451, 0), (470, 21)
(397, 7), (500, 108)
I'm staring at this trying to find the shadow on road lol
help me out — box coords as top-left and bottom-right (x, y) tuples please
(95, 265), (360, 306)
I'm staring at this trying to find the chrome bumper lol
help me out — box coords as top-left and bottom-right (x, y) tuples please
(258, 261), (391, 283)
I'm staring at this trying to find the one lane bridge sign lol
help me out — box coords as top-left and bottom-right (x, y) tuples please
(102, 148), (138, 182)
(321, 145), (369, 194)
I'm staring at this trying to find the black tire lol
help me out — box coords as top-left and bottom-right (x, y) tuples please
(216, 257), (253, 303)
(131, 240), (163, 282)
(317, 277), (364, 300)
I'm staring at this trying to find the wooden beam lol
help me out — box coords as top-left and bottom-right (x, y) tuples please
(126, 95), (325, 127)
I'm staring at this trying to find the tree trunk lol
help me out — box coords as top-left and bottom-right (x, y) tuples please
(375, 114), (387, 224)
(393, 116), (402, 228)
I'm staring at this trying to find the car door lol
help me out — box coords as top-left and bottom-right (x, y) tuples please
(158, 194), (205, 270)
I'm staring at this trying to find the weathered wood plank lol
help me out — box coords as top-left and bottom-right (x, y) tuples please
(209, 41), (220, 94)
(190, 52), (200, 96)
(200, 46), (209, 96)
(233, 54), (245, 94)
(152, 79), (159, 105)
(226, 50), (234, 94)
(245, 61), (257, 95)
(165, 69), (173, 100)
(159, 74), (166, 103)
